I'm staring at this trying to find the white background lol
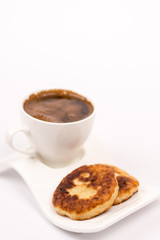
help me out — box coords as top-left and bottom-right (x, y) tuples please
(0, 0), (160, 239)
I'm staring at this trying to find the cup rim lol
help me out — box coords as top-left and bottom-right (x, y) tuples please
(21, 88), (96, 125)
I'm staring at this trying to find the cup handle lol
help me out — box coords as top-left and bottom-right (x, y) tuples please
(6, 126), (36, 156)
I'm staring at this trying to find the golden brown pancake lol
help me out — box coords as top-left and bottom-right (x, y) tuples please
(53, 164), (119, 220)
(109, 165), (139, 205)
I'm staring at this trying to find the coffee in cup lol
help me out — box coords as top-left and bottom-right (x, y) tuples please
(23, 89), (94, 123)
(6, 89), (95, 167)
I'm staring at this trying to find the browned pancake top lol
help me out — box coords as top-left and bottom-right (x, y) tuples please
(53, 164), (118, 214)
(116, 175), (139, 193)
(109, 165), (139, 205)
(110, 165), (139, 192)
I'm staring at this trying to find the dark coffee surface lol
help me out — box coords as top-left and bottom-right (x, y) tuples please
(23, 90), (94, 123)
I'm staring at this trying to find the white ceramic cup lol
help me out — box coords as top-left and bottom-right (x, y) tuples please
(6, 89), (95, 166)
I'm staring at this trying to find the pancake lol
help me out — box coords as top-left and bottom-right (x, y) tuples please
(109, 165), (139, 205)
(53, 164), (119, 220)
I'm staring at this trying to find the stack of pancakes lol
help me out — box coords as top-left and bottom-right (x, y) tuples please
(53, 164), (139, 220)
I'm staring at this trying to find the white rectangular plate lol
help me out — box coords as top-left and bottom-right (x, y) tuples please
(1, 136), (160, 233)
